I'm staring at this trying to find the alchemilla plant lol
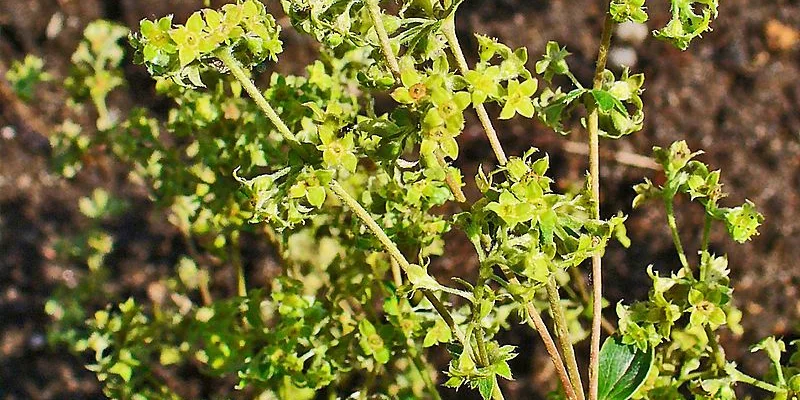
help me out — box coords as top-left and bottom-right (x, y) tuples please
(15, 0), (798, 399)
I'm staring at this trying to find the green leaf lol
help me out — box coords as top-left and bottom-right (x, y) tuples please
(592, 89), (620, 112)
(306, 185), (326, 208)
(109, 361), (133, 382)
(406, 264), (440, 290)
(423, 318), (452, 347)
(477, 376), (494, 400)
(598, 335), (654, 400)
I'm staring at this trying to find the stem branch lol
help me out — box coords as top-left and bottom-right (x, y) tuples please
(587, 9), (615, 400)
(328, 180), (468, 346)
(664, 197), (691, 272)
(442, 16), (508, 165)
(215, 48), (302, 149)
(366, 2), (467, 204)
(497, 267), (577, 400)
(547, 278), (586, 400)
(727, 365), (787, 394)
(365, 0), (400, 77)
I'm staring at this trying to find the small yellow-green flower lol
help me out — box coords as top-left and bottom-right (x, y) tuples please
(170, 12), (216, 66)
(317, 125), (358, 173)
(202, 6), (244, 46)
(140, 16), (176, 65)
(499, 79), (537, 120)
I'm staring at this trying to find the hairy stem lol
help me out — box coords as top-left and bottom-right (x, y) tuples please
(230, 231), (246, 298)
(442, 16), (508, 165)
(328, 180), (468, 347)
(474, 327), (491, 367)
(366, 2), (467, 204)
(215, 48), (302, 148)
(390, 257), (403, 287)
(705, 325), (727, 371)
(221, 45), (469, 355)
(408, 346), (442, 400)
(664, 197), (691, 272)
(497, 267), (577, 400)
(547, 278), (586, 400)
(437, 152), (468, 203)
(587, 9), (615, 400)
(727, 365), (787, 394)
(365, 0), (400, 78)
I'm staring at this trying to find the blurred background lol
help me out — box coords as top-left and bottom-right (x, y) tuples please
(1, 0), (798, 398)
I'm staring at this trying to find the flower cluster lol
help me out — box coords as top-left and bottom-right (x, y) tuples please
(131, 0), (282, 85)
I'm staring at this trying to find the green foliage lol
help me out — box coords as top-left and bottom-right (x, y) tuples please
(591, 68), (645, 139)
(655, 0), (719, 50)
(5, 54), (51, 101)
(610, 0), (648, 24)
(37, 1), (794, 400)
(598, 336), (654, 400)
(66, 20), (129, 130)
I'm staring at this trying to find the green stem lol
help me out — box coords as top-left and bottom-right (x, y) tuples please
(491, 375), (506, 400)
(587, 9), (615, 400)
(496, 267), (577, 400)
(366, 1), (467, 205)
(474, 327), (491, 367)
(436, 152), (468, 204)
(700, 214), (712, 280)
(328, 180), (468, 346)
(220, 45), (469, 357)
(230, 231), (246, 298)
(408, 347), (442, 400)
(390, 257), (403, 287)
(365, 0), (400, 78)
(547, 278), (586, 400)
(664, 197), (691, 272)
(705, 325), (727, 371)
(215, 48), (302, 149)
(442, 16), (508, 165)
(565, 71), (585, 90)
(727, 365), (787, 394)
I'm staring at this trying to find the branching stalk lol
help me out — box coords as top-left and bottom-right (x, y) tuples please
(587, 8), (615, 400)
(365, 0), (400, 78)
(328, 180), (468, 347)
(442, 16), (508, 165)
(664, 197), (691, 272)
(547, 278), (586, 400)
(497, 266), (578, 400)
(726, 365), (787, 394)
(366, 2), (468, 204)
(230, 231), (246, 298)
(221, 47), (469, 357)
(215, 48), (302, 149)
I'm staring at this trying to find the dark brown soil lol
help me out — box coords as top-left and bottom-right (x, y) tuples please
(1, 0), (799, 399)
